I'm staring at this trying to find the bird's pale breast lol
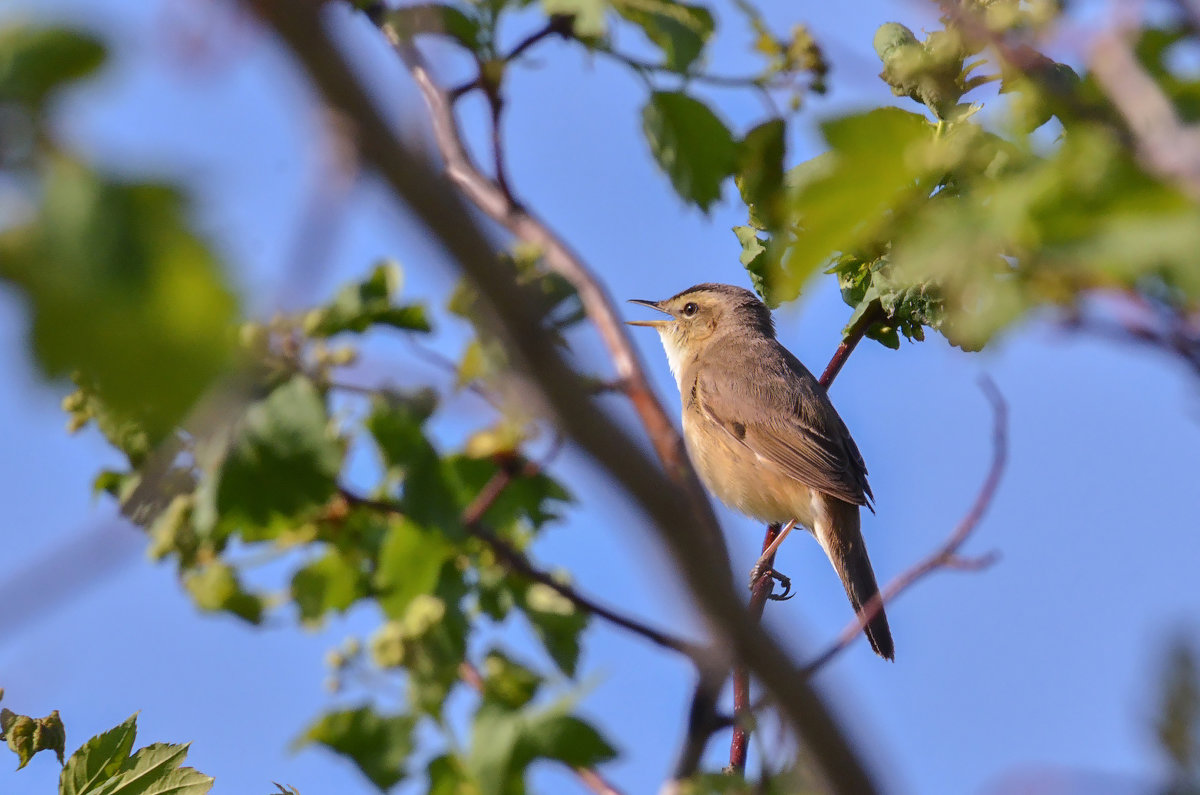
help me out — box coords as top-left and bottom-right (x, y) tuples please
(682, 406), (818, 530)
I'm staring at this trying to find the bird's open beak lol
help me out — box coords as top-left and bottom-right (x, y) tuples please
(626, 298), (671, 328)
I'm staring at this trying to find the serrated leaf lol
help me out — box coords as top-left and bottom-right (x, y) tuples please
(61, 714), (139, 795)
(295, 707), (415, 791)
(614, 0), (714, 72)
(292, 549), (368, 621)
(91, 742), (212, 795)
(215, 376), (341, 530)
(642, 91), (738, 211)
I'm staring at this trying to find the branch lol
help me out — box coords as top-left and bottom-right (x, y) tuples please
(251, 5), (880, 793)
(1089, 31), (1200, 202)
(730, 305), (881, 772)
(802, 377), (1006, 674)
(458, 661), (627, 795)
(341, 472), (702, 659)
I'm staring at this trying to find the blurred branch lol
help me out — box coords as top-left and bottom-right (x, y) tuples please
(1090, 32), (1200, 202)
(802, 377), (1006, 674)
(458, 661), (626, 795)
(249, 4), (880, 792)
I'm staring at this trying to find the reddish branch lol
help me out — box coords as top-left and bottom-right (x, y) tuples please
(729, 302), (884, 772)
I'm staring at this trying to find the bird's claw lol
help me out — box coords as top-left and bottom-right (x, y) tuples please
(748, 565), (793, 600)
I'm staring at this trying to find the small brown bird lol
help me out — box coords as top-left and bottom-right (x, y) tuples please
(628, 283), (893, 660)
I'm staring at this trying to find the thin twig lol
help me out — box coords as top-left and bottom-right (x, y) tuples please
(341, 461), (703, 659)
(801, 377), (1006, 674)
(458, 661), (627, 795)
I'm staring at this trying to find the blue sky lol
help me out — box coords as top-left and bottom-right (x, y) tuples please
(2, 1), (1198, 793)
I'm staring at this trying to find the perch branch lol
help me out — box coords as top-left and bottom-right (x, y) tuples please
(730, 304), (882, 771)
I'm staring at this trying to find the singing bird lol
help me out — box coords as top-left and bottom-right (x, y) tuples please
(628, 283), (893, 660)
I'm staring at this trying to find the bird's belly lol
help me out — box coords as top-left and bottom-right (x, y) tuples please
(682, 414), (816, 528)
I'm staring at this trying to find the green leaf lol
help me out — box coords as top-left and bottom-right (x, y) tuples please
(542, 0), (608, 37)
(305, 262), (430, 338)
(0, 158), (238, 441)
(184, 562), (263, 624)
(466, 701), (615, 795)
(480, 651), (542, 710)
(291, 549), (368, 622)
(365, 390), (438, 474)
(90, 742), (212, 795)
(614, 0), (714, 72)
(215, 376), (342, 530)
(771, 108), (931, 302)
(736, 118), (786, 226)
(373, 516), (453, 619)
(295, 707), (415, 791)
(61, 714), (138, 795)
(521, 582), (589, 676)
(519, 713), (616, 768)
(642, 91), (738, 211)
(0, 27), (106, 109)
(2, 708), (63, 769)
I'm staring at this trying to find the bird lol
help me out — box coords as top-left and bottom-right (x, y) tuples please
(627, 282), (893, 660)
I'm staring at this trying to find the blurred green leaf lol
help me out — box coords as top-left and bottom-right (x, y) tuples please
(763, 108), (930, 303)
(61, 713), (138, 795)
(0, 158), (238, 441)
(292, 549), (368, 622)
(0, 27), (105, 109)
(215, 376), (341, 532)
(481, 650), (542, 710)
(642, 91), (739, 211)
(296, 707), (415, 792)
(305, 262), (429, 337)
(521, 582), (589, 676)
(543, 0), (607, 37)
(373, 516), (453, 619)
(466, 700), (614, 795)
(184, 562), (264, 624)
(614, 0), (714, 72)
(736, 118), (786, 227)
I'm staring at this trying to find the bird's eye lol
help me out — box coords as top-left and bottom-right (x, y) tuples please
(682, 302), (699, 317)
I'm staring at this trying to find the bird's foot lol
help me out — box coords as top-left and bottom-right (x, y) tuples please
(748, 564), (793, 600)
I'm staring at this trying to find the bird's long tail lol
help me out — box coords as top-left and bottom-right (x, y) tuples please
(814, 501), (894, 661)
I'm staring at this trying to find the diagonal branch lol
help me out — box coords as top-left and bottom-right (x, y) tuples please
(251, 5), (880, 793)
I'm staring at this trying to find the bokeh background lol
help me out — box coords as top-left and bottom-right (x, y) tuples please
(2, 0), (1198, 793)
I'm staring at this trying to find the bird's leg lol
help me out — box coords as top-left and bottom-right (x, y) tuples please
(748, 519), (797, 594)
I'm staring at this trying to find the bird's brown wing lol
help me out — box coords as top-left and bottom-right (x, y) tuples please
(691, 343), (873, 508)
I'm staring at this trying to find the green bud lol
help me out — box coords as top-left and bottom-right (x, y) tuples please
(873, 22), (918, 61)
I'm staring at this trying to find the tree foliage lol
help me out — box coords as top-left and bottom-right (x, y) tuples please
(4, 0), (1200, 791)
